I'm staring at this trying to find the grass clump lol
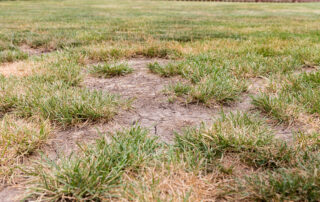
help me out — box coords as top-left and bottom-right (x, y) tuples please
(90, 63), (133, 78)
(252, 93), (295, 124)
(0, 51), (129, 127)
(139, 46), (182, 59)
(173, 112), (294, 173)
(231, 150), (320, 201)
(238, 167), (320, 201)
(0, 49), (28, 63)
(35, 52), (83, 87)
(0, 77), (127, 127)
(253, 71), (320, 126)
(168, 82), (192, 97)
(26, 126), (162, 201)
(149, 55), (247, 104)
(148, 62), (180, 77)
(0, 115), (50, 183)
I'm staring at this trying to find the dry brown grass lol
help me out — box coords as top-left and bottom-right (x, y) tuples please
(122, 163), (225, 201)
(0, 61), (37, 77)
(0, 115), (51, 185)
(122, 155), (256, 201)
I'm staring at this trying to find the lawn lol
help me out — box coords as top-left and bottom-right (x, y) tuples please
(0, 0), (320, 201)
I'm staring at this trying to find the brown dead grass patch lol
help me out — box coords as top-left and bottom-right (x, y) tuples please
(0, 115), (51, 186)
(123, 163), (228, 201)
(20, 45), (52, 56)
(0, 61), (37, 77)
(123, 155), (256, 201)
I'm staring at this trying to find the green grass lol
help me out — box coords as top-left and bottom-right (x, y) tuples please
(173, 112), (294, 173)
(149, 55), (247, 104)
(231, 150), (320, 201)
(238, 167), (320, 201)
(26, 126), (162, 201)
(0, 78), (126, 127)
(25, 116), (320, 201)
(0, 49), (28, 63)
(0, 52), (129, 127)
(90, 63), (133, 78)
(253, 71), (320, 127)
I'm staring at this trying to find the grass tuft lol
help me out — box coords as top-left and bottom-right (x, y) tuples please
(173, 112), (294, 173)
(90, 63), (133, 78)
(26, 126), (162, 201)
(149, 55), (247, 104)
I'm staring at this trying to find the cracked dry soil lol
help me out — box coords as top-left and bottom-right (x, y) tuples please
(0, 58), (297, 201)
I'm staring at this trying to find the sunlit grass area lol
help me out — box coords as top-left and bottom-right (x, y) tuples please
(0, 0), (320, 200)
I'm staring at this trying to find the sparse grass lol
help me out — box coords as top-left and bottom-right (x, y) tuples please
(148, 62), (180, 77)
(237, 167), (320, 201)
(173, 112), (295, 173)
(90, 63), (133, 78)
(1, 0), (320, 200)
(26, 115), (320, 201)
(253, 71), (320, 129)
(149, 55), (247, 104)
(0, 52), (129, 128)
(230, 151), (320, 201)
(168, 82), (192, 97)
(0, 115), (50, 184)
(26, 126), (162, 201)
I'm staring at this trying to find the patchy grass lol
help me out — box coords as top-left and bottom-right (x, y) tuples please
(0, 115), (50, 184)
(0, 49), (28, 63)
(149, 55), (247, 104)
(1, 0), (320, 200)
(236, 167), (320, 201)
(230, 150), (320, 201)
(26, 126), (162, 201)
(253, 71), (320, 130)
(173, 112), (295, 173)
(90, 63), (133, 78)
(0, 78), (127, 127)
(25, 114), (320, 201)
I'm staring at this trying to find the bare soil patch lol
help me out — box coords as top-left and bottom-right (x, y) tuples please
(0, 61), (35, 77)
(20, 45), (52, 56)
(0, 186), (24, 202)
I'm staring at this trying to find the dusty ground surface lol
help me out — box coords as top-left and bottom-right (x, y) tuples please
(20, 45), (52, 56)
(0, 186), (24, 202)
(0, 61), (36, 77)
